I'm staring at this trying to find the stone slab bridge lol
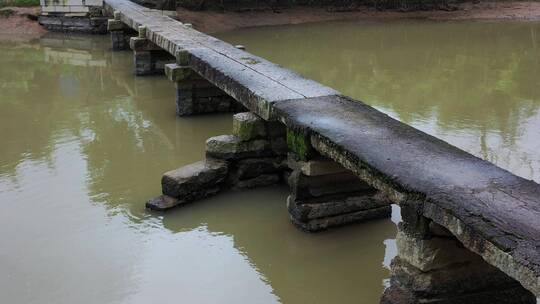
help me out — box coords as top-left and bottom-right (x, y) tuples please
(97, 0), (540, 302)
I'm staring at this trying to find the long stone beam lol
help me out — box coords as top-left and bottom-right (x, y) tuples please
(103, 0), (540, 296)
(273, 95), (540, 296)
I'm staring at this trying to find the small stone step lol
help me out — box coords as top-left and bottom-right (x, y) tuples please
(146, 194), (182, 211)
(206, 135), (274, 160)
(161, 158), (228, 204)
(289, 205), (391, 232)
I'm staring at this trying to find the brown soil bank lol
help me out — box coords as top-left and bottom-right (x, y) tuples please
(177, 1), (540, 33)
(0, 7), (46, 41)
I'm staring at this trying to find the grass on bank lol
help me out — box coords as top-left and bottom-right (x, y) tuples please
(0, 0), (40, 7)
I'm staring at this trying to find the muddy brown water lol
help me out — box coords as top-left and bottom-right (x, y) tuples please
(0, 19), (539, 304)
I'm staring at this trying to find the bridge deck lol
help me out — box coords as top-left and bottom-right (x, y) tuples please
(104, 0), (540, 296)
(104, 0), (338, 119)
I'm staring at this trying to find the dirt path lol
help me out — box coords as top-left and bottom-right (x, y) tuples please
(0, 7), (46, 41)
(2, 2), (540, 39)
(177, 1), (540, 33)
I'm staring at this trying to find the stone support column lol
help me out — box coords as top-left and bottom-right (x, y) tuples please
(286, 129), (391, 232)
(381, 205), (536, 304)
(129, 26), (175, 76)
(164, 63), (243, 116)
(107, 11), (132, 51)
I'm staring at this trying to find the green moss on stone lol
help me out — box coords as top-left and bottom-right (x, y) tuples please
(286, 128), (313, 161)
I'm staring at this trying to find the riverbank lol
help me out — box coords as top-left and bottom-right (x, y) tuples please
(0, 6), (45, 41)
(177, 1), (540, 33)
(2, 1), (540, 38)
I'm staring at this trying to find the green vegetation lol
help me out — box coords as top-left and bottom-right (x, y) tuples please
(286, 128), (314, 161)
(0, 0), (40, 7)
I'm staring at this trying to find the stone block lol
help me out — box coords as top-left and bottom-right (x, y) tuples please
(63, 0), (83, 5)
(165, 63), (194, 82)
(234, 174), (281, 190)
(161, 158), (228, 202)
(69, 5), (89, 13)
(232, 112), (267, 141)
(395, 230), (482, 272)
(107, 19), (124, 31)
(206, 135), (273, 160)
(386, 257), (536, 302)
(84, 0), (103, 6)
(110, 30), (126, 51)
(270, 136), (287, 156)
(40, 6), (57, 12)
(289, 170), (372, 200)
(113, 10), (121, 20)
(52, 5), (71, 12)
(288, 192), (390, 221)
(138, 25), (147, 38)
(287, 153), (347, 176)
(289, 204), (391, 232)
(134, 51), (152, 76)
(234, 158), (282, 180)
(130, 37), (161, 52)
(146, 194), (181, 211)
(267, 121), (286, 138)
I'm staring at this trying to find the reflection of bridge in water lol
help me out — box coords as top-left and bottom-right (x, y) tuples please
(36, 2), (540, 302)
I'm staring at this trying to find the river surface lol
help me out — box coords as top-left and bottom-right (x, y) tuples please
(0, 20), (539, 304)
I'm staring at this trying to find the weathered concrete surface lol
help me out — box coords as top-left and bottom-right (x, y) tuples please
(273, 95), (540, 296)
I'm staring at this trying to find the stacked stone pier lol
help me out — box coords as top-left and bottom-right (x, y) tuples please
(128, 26), (175, 75)
(107, 11), (136, 50)
(164, 63), (243, 116)
(381, 203), (536, 304)
(146, 112), (288, 210)
(287, 152), (391, 231)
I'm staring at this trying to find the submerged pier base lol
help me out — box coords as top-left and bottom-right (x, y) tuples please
(381, 204), (536, 304)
